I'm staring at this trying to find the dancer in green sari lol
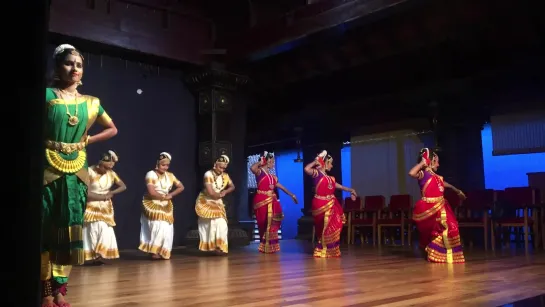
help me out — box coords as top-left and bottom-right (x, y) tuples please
(42, 44), (118, 307)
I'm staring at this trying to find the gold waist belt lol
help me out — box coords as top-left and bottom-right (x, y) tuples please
(257, 190), (275, 197)
(45, 140), (86, 155)
(421, 196), (444, 203)
(314, 194), (335, 201)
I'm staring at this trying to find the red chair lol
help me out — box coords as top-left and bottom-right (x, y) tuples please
(377, 194), (413, 246)
(494, 187), (541, 253)
(344, 196), (363, 244)
(351, 195), (384, 245)
(444, 188), (462, 207)
(456, 189), (495, 251)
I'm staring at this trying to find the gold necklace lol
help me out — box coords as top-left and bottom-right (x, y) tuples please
(154, 170), (166, 189)
(319, 170), (334, 189)
(96, 168), (111, 191)
(211, 171), (223, 191)
(262, 168), (275, 190)
(59, 89), (80, 126)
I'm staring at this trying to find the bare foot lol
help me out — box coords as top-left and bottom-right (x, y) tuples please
(42, 296), (57, 307)
(151, 254), (161, 260)
(54, 294), (70, 307)
(95, 257), (107, 265)
(214, 248), (226, 256)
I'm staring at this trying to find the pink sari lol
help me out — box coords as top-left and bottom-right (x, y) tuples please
(413, 170), (465, 263)
(253, 170), (282, 253)
(311, 170), (345, 258)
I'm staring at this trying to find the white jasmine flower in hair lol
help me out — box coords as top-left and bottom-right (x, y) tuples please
(53, 44), (76, 58)
(108, 150), (119, 162)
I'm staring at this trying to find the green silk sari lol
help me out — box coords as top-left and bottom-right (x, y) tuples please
(42, 87), (111, 266)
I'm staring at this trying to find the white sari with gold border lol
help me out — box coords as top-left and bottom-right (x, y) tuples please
(138, 170), (180, 259)
(195, 170), (230, 253)
(83, 166), (120, 260)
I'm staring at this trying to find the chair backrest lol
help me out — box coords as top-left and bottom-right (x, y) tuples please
(464, 189), (496, 209)
(389, 194), (412, 211)
(344, 196), (362, 210)
(364, 195), (385, 211)
(444, 188), (461, 207)
(501, 187), (539, 206)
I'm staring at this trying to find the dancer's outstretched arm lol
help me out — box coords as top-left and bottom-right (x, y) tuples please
(276, 182), (298, 204)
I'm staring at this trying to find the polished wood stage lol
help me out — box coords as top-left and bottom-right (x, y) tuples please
(68, 241), (545, 307)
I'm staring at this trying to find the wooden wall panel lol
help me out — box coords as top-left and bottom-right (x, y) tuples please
(49, 0), (214, 64)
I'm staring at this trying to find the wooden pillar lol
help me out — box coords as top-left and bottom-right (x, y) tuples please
(184, 69), (252, 246)
(296, 142), (343, 240)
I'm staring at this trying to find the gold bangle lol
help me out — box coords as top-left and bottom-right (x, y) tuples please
(85, 135), (91, 146)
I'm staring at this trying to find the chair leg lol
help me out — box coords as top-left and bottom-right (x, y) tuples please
(524, 208), (529, 254)
(491, 222), (495, 251)
(541, 209), (545, 250)
(484, 220), (488, 251)
(532, 210), (539, 250)
(401, 221), (405, 246)
(378, 225), (382, 247)
(408, 224), (412, 246)
(372, 226), (376, 246)
(312, 226), (315, 244)
(347, 220), (352, 245)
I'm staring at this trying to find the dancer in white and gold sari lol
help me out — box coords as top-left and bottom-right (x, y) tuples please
(83, 150), (126, 264)
(139, 152), (185, 259)
(195, 155), (235, 254)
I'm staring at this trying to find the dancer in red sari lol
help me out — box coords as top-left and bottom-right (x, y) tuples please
(408, 148), (466, 263)
(250, 151), (298, 253)
(304, 150), (357, 258)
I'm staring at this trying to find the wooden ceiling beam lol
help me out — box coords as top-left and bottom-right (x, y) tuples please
(226, 0), (420, 63)
(49, 0), (214, 64)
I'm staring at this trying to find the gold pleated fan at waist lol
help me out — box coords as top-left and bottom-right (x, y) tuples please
(45, 148), (87, 174)
(195, 193), (227, 220)
(142, 197), (174, 224)
(84, 200), (115, 226)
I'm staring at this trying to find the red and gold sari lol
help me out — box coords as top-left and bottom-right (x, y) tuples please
(413, 170), (465, 263)
(253, 169), (283, 253)
(311, 170), (345, 258)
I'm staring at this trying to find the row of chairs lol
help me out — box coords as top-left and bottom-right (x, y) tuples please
(342, 187), (544, 252)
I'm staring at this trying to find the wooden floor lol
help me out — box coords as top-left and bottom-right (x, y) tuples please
(67, 240), (545, 307)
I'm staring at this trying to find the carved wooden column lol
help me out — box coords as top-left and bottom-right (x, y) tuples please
(184, 69), (252, 247)
(296, 142), (343, 240)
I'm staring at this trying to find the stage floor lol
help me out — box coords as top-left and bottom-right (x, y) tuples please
(68, 240), (545, 307)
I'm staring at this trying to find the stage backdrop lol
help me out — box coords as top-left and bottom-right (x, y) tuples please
(46, 44), (198, 249)
(350, 130), (435, 207)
